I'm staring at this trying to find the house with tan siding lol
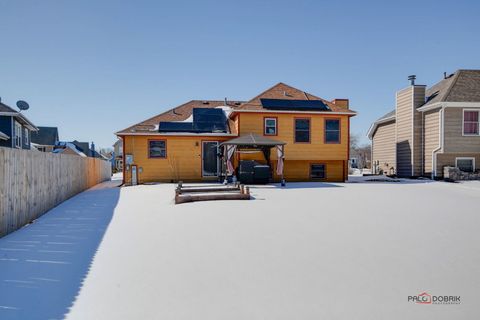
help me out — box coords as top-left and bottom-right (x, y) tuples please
(368, 70), (480, 178)
(116, 83), (356, 185)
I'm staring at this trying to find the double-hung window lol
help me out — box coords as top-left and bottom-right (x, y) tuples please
(295, 118), (310, 143)
(149, 140), (167, 158)
(24, 128), (29, 145)
(264, 118), (277, 135)
(14, 121), (22, 148)
(463, 110), (479, 135)
(325, 119), (341, 143)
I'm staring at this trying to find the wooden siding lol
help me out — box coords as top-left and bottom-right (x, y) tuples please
(122, 135), (231, 184)
(395, 86), (425, 177)
(238, 113), (349, 161)
(443, 107), (480, 153)
(422, 108), (440, 175)
(0, 147), (111, 237)
(413, 86), (425, 175)
(396, 87), (413, 176)
(122, 112), (351, 183)
(372, 120), (396, 174)
(281, 160), (345, 182)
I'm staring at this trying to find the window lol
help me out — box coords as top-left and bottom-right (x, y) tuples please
(14, 121), (22, 148)
(264, 117), (277, 135)
(24, 128), (29, 145)
(463, 110), (479, 135)
(310, 164), (326, 179)
(295, 118), (310, 143)
(325, 119), (340, 143)
(456, 158), (475, 173)
(149, 140), (166, 158)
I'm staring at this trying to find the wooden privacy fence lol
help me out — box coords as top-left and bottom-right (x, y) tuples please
(0, 147), (112, 237)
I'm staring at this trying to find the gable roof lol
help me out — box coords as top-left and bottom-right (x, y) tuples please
(53, 142), (87, 157)
(0, 102), (38, 131)
(367, 109), (396, 139)
(0, 102), (17, 113)
(423, 69), (480, 108)
(235, 82), (355, 113)
(116, 83), (355, 136)
(116, 100), (244, 135)
(31, 126), (59, 145)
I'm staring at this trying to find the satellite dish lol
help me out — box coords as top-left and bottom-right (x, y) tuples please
(16, 100), (30, 111)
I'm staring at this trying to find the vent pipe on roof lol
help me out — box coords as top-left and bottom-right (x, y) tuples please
(408, 75), (416, 85)
(224, 97), (227, 106)
(444, 72), (447, 79)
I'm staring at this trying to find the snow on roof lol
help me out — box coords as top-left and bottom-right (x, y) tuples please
(53, 142), (87, 157)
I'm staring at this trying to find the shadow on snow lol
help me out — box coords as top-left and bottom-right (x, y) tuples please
(0, 181), (120, 320)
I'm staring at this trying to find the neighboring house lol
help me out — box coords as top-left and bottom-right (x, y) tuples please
(368, 70), (480, 178)
(116, 82), (356, 185)
(71, 140), (104, 158)
(53, 140), (104, 158)
(113, 139), (123, 172)
(31, 126), (59, 152)
(0, 101), (38, 149)
(53, 142), (87, 157)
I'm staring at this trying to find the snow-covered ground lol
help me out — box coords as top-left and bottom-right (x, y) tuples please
(1, 179), (479, 319)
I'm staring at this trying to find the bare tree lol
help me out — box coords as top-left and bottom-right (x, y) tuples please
(349, 133), (371, 169)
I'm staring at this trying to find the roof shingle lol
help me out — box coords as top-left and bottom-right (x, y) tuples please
(236, 82), (351, 112)
(116, 100), (244, 134)
(31, 127), (59, 146)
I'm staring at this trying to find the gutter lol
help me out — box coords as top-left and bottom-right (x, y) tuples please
(0, 111), (38, 131)
(432, 106), (445, 178)
(230, 109), (357, 117)
(115, 132), (238, 137)
(367, 115), (396, 139)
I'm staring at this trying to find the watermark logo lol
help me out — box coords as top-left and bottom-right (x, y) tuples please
(408, 292), (460, 305)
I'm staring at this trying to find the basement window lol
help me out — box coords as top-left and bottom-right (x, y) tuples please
(310, 164), (326, 179)
(149, 140), (167, 158)
(463, 110), (479, 135)
(455, 157), (475, 173)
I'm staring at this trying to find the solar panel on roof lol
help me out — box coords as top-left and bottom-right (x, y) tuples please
(158, 108), (228, 133)
(158, 122), (194, 132)
(260, 99), (330, 111)
(193, 108), (227, 132)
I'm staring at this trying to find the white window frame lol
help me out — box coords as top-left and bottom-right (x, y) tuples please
(264, 117), (277, 135)
(455, 157), (475, 172)
(24, 127), (29, 145)
(14, 121), (22, 148)
(462, 109), (480, 136)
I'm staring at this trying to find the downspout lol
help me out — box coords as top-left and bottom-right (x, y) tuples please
(431, 106), (445, 179)
(421, 110), (424, 176)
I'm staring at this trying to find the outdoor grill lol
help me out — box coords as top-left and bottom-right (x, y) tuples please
(238, 160), (271, 184)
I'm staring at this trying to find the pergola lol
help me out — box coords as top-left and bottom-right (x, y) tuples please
(219, 133), (286, 183)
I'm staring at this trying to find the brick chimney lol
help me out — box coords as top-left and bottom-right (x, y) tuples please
(331, 99), (349, 109)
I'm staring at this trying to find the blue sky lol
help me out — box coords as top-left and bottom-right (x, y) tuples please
(1, 0), (479, 148)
